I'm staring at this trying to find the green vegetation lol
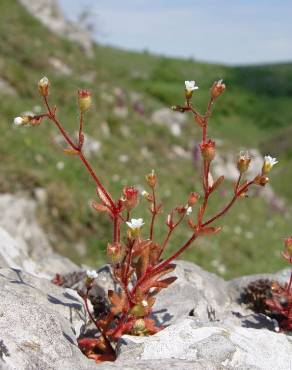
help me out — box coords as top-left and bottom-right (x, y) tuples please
(0, 0), (291, 278)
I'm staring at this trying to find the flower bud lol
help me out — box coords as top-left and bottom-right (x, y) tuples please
(122, 186), (139, 210)
(78, 89), (92, 112)
(107, 242), (123, 264)
(237, 151), (251, 173)
(188, 192), (199, 206)
(145, 169), (157, 188)
(141, 190), (153, 202)
(254, 175), (269, 186)
(200, 140), (216, 162)
(210, 79), (225, 99)
(132, 319), (146, 335)
(38, 77), (50, 97)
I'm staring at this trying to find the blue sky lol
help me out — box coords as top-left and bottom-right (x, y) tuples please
(59, 0), (292, 65)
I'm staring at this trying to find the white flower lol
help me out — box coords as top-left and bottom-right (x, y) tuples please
(39, 76), (49, 87)
(141, 190), (148, 197)
(185, 80), (199, 93)
(86, 270), (98, 279)
(186, 206), (192, 216)
(13, 117), (24, 126)
(126, 218), (144, 230)
(141, 299), (148, 307)
(263, 155), (278, 173)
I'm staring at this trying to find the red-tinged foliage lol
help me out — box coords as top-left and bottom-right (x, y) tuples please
(51, 273), (63, 286)
(265, 239), (292, 332)
(78, 337), (116, 363)
(108, 290), (128, 315)
(18, 77), (274, 362)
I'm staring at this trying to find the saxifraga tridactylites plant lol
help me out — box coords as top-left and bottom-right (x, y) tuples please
(13, 77), (278, 362)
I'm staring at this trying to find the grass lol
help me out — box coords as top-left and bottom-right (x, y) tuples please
(0, 0), (291, 278)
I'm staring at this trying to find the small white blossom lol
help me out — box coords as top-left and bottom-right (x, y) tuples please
(13, 117), (24, 126)
(263, 155), (278, 173)
(126, 218), (145, 230)
(86, 270), (98, 279)
(186, 206), (192, 216)
(141, 190), (148, 197)
(141, 299), (148, 307)
(185, 80), (199, 93)
(39, 76), (49, 87)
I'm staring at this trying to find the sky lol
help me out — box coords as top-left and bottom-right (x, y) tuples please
(59, 0), (292, 66)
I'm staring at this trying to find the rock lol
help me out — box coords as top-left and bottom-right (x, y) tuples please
(113, 106), (128, 118)
(151, 108), (186, 136)
(171, 145), (190, 159)
(1, 254), (292, 369)
(152, 260), (233, 325)
(18, 0), (93, 57)
(0, 193), (78, 277)
(116, 317), (292, 370)
(0, 78), (17, 96)
(0, 268), (97, 370)
(49, 57), (72, 76)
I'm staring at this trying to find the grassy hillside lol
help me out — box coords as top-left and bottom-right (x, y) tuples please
(0, 0), (291, 278)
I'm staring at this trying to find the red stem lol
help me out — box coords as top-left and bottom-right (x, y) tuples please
(149, 187), (157, 240)
(113, 215), (120, 244)
(78, 112), (84, 148)
(44, 97), (116, 211)
(159, 211), (186, 258)
(202, 177), (252, 228)
(131, 232), (197, 298)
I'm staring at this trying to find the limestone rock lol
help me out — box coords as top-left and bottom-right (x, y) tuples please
(116, 317), (292, 370)
(18, 0), (93, 56)
(0, 268), (96, 370)
(151, 108), (186, 136)
(0, 193), (78, 277)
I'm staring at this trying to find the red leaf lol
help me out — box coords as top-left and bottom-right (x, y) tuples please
(92, 200), (110, 213)
(199, 226), (222, 236)
(96, 187), (114, 207)
(210, 175), (224, 192)
(108, 290), (128, 315)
